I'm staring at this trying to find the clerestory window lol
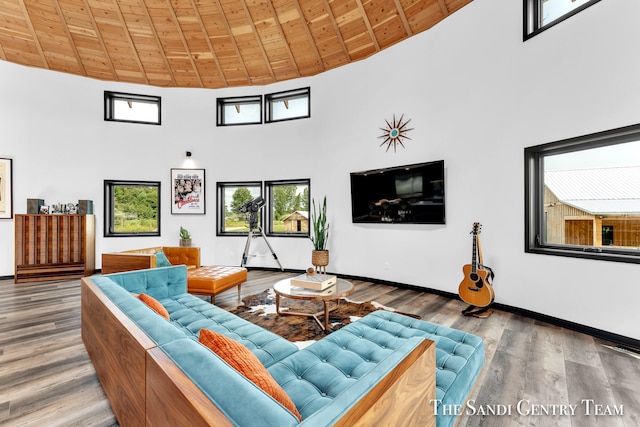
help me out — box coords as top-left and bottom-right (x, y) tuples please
(104, 91), (161, 125)
(524, 0), (602, 40)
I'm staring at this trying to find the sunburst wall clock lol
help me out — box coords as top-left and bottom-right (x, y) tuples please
(378, 114), (414, 152)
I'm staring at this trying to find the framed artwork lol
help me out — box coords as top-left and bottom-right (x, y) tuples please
(0, 158), (13, 219)
(171, 168), (205, 214)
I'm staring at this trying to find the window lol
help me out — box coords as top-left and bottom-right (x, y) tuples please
(524, 0), (602, 40)
(217, 96), (262, 126)
(104, 180), (161, 237)
(525, 124), (640, 263)
(217, 181), (262, 235)
(266, 179), (310, 236)
(104, 91), (161, 125)
(265, 87), (310, 123)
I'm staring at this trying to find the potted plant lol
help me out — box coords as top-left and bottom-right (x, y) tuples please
(179, 226), (192, 247)
(309, 196), (329, 271)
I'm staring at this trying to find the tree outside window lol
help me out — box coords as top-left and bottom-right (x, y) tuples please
(217, 182), (262, 235)
(104, 180), (160, 237)
(266, 180), (310, 236)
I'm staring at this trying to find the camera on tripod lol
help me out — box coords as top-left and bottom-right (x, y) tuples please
(238, 195), (283, 270)
(238, 196), (265, 214)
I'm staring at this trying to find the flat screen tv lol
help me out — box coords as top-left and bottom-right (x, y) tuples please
(350, 160), (445, 224)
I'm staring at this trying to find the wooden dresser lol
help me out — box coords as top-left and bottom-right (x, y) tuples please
(14, 214), (95, 283)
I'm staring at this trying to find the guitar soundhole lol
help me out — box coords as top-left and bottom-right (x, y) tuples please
(469, 272), (484, 289)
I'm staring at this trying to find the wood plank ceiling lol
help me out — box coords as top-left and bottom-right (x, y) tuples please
(0, 0), (472, 89)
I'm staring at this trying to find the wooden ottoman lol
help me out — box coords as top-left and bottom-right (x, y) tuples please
(187, 266), (247, 302)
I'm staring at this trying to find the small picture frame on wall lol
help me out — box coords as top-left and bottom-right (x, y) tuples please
(171, 168), (205, 214)
(0, 158), (13, 219)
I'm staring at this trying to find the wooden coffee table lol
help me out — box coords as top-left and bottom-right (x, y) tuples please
(273, 277), (354, 332)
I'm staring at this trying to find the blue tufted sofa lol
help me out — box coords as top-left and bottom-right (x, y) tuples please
(81, 265), (484, 427)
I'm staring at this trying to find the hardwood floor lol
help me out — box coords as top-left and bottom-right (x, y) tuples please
(1, 270), (638, 426)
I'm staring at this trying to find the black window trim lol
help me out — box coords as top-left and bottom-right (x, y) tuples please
(525, 123), (640, 264)
(104, 179), (161, 237)
(264, 87), (311, 124)
(216, 95), (263, 126)
(216, 181), (263, 236)
(523, 0), (602, 41)
(265, 178), (311, 238)
(104, 91), (161, 125)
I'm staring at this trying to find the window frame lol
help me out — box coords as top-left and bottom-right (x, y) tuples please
(525, 123), (640, 264)
(104, 91), (161, 125)
(265, 87), (310, 123)
(265, 179), (310, 237)
(104, 180), (161, 237)
(523, 0), (602, 41)
(216, 95), (263, 126)
(216, 181), (263, 236)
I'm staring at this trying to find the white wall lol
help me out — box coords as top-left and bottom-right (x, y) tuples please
(1, 0), (638, 340)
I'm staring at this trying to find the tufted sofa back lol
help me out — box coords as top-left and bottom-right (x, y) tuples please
(101, 265), (189, 298)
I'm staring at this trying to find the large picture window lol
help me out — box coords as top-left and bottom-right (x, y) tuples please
(266, 179), (310, 236)
(523, 0), (602, 40)
(525, 124), (640, 263)
(217, 181), (262, 235)
(104, 180), (161, 237)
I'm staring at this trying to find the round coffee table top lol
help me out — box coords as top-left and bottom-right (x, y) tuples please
(273, 277), (354, 301)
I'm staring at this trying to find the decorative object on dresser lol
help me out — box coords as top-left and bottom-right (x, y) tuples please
(27, 198), (45, 214)
(309, 196), (329, 273)
(14, 214), (95, 283)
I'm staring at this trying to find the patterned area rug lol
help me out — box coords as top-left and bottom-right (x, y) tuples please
(230, 289), (419, 347)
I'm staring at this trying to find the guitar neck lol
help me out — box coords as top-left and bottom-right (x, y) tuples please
(471, 235), (478, 273)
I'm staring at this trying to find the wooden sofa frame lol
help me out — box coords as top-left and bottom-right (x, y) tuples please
(81, 276), (437, 426)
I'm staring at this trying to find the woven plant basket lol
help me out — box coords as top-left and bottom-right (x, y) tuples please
(311, 250), (329, 267)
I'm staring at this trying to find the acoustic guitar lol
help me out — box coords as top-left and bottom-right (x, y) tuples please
(458, 222), (495, 308)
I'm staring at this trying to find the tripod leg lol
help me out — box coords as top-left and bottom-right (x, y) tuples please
(241, 229), (254, 267)
(258, 227), (284, 271)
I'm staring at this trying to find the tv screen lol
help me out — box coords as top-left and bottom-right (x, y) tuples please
(350, 160), (445, 224)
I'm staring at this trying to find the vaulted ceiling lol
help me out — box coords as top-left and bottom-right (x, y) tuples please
(0, 0), (472, 89)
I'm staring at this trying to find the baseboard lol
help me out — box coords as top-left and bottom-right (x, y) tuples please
(250, 267), (640, 351)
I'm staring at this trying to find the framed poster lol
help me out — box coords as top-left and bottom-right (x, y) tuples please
(0, 158), (13, 219)
(171, 168), (205, 214)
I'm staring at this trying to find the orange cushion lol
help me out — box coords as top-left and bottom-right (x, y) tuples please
(198, 329), (301, 421)
(138, 294), (170, 320)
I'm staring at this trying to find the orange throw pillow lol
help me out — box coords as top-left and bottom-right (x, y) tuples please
(199, 329), (301, 421)
(138, 293), (170, 320)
